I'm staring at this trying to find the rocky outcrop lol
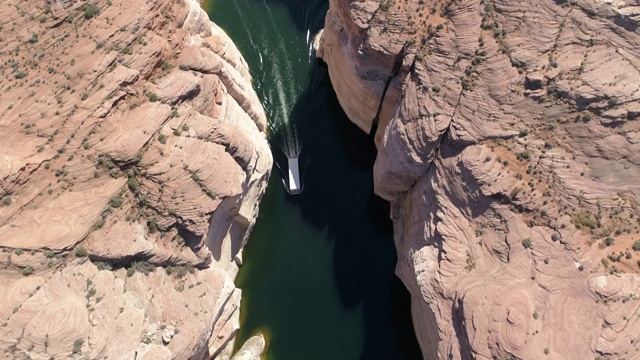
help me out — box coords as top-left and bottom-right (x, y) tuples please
(320, 0), (640, 358)
(0, 0), (270, 358)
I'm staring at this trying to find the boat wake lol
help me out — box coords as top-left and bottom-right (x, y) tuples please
(229, 0), (323, 194)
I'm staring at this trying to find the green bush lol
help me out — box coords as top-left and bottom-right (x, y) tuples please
(517, 151), (531, 161)
(147, 92), (159, 102)
(131, 261), (154, 275)
(522, 238), (532, 249)
(1, 196), (11, 206)
(83, 3), (100, 19)
(126, 267), (135, 277)
(109, 196), (124, 208)
(165, 265), (175, 275)
(175, 265), (194, 278)
(22, 266), (34, 276)
(632, 241), (640, 251)
(127, 177), (139, 192)
(148, 218), (157, 233)
(94, 218), (106, 229)
(75, 246), (88, 257)
(72, 339), (83, 354)
(605, 237), (615, 246)
(158, 134), (166, 144)
(573, 211), (597, 230)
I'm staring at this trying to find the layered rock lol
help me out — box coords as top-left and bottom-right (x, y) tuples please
(320, 0), (640, 358)
(0, 0), (271, 358)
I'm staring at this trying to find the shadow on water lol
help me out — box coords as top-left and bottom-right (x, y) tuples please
(288, 61), (422, 360)
(208, 0), (422, 358)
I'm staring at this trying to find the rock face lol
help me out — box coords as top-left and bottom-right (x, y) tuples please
(321, 0), (640, 358)
(0, 0), (271, 358)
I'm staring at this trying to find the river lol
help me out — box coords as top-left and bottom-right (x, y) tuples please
(206, 1), (422, 359)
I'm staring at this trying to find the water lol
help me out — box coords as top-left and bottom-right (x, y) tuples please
(207, 1), (422, 359)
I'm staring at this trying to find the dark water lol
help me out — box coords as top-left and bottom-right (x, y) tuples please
(207, 1), (422, 359)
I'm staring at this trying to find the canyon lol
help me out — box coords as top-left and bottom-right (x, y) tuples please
(319, 0), (640, 359)
(2, 0), (640, 359)
(0, 0), (269, 358)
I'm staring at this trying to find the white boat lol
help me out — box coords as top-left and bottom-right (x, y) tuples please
(287, 157), (302, 195)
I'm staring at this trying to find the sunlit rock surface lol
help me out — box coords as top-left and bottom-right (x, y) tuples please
(0, 0), (271, 358)
(320, 0), (640, 358)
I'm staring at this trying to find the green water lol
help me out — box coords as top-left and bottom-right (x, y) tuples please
(207, 1), (422, 359)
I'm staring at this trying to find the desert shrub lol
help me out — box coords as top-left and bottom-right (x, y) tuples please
(165, 265), (174, 275)
(522, 238), (532, 249)
(174, 265), (194, 278)
(95, 261), (113, 271)
(109, 196), (123, 208)
(75, 246), (88, 257)
(517, 151), (530, 160)
(72, 339), (83, 354)
(131, 261), (154, 275)
(573, 211), (597, 229)
(632, 241), (640, 251)
(147, 218), (157, 233)
(127, 177), (139, 191)
(22, 266), (34, 276)
(94, 217), (106, 229)
(83, 3), (100, 19)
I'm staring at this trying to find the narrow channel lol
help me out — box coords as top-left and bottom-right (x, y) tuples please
(207, 1), (422, 359)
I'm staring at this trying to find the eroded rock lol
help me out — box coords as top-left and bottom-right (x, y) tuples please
(0, 0), (270, 358)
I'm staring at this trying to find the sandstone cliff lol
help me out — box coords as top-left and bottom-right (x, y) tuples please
(320, 0), (640, 358)
(0, 0), (270, 358)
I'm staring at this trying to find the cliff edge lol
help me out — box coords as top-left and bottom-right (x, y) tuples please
(0, 0), (270, 358)
(320, 0), (640, 358)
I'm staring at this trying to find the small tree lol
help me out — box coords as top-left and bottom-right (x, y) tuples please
(522, 238), (533, 249)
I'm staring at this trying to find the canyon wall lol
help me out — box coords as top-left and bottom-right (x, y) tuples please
(0, 0), (269, 358)
(320, 0), (640, 358)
